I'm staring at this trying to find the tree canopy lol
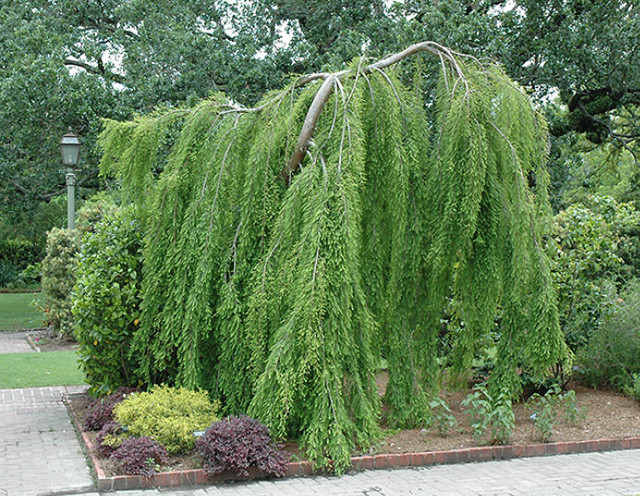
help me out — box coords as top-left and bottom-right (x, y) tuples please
(97, 42), (568, 471)
(1, 0), (638, 242)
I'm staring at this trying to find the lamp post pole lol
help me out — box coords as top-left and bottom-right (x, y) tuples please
(59, 128), (81, 231)
(65, 167), (76, 230)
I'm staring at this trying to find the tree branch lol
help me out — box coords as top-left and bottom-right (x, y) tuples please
(64, 57), (126, 84)
(280, 42), (468, 182)
(576, 102), (639, 165)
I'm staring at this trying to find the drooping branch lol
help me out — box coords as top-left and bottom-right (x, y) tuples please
(281, 75), (339, 181)
(280, 42), (469, 181)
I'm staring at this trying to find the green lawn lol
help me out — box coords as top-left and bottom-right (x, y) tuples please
(0, 350), (84, 388)
(0, 292), (44, 331)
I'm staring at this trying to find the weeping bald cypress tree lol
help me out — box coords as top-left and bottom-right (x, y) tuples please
(97, 43), (568, 471)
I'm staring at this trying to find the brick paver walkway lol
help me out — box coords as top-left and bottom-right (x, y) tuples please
(0, 332), (34, 354)
(0, 386), (93, 496)
(69, 449), (640, 496)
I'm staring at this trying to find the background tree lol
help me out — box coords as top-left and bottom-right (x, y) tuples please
(2, 0), (638, 244)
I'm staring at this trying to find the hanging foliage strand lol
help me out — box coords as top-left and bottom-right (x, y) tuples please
(97, 43), (568, 471)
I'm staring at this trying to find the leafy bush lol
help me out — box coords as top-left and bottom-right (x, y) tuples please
(525, 387), (586, 442)
(577, 284), (640, 389)
(0, 262), (19, 288)
(428, 398), (458, 436)
(41, 228), (78, 337)
(73, 206), (143, 395)
(75, 192), (118, 236)
(0, 237), (43, 287)
(624, 373), (640, 401)
(196, 415), (288, 477)
(461, 385), (514, 445)
(83, 387), (138, 431)
(114, 386), (219, 454)
(110, 437), (168, 477)
(96, 421), (125, 457)
(19, 262), (41, 286)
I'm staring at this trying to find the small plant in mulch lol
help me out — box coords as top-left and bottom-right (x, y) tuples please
(196, 415), (289, 478)
(525, 386), (588, 442)
(83, 387), (138, 431)
(110, 437), (168, 477)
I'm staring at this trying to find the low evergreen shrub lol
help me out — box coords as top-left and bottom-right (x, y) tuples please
(196, 415), (288, 478)
(83, 387), (138, 431)
(114, 386), (219, 454)
(625, 373), (640, 401)
(95, 420), (125, 457)
(110, 437), (168, 477)
(0, 238), (43, 287)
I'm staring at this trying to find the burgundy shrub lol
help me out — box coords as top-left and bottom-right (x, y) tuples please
(95, 420), (123, 457)
(83, 387), (138, 431)
(110, 437), (168, 477)
(196, 415), (289, 478)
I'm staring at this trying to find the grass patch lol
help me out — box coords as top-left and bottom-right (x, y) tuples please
(0, 292), (44, 331)
(0, 351), (84, 388)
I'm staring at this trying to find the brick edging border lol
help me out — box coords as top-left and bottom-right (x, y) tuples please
(63, 393), (640, 492)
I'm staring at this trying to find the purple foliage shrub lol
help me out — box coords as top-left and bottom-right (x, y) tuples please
(110, 437), (168, 477)
(196, 415), (289, 478)
(95, 420), (123, 457)
(83, 387), (137, 431)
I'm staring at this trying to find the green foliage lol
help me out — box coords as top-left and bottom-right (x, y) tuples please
(41, 228), (78, 337)
(550, 196), (640, 350)
(0, 237), (43, 288)
(526, 387), (587, 442)
(577, 283), (640, 390)
(113, 386), (220, 454)
(624, 374), (640, 401)
(75, 192), (119, 236)
(461, 385), (514, 445)
(2, 0), (638, 246)
(428, 398), (458, 436)
(98, 50), (564, 470)
(73, 206), (144, 395)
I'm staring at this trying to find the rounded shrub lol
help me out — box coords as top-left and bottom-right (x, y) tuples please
(110, 437), (168, 477)
(73, 206), (143, 395)
(41, 228), (78, 336)
(83, 387), (138, 431)
(577, 283), (640, 390)
(196, 415), (288, 478)
(113, 385), (219, 454)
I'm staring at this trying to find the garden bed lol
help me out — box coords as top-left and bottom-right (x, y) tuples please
(26, 328), (78, 352)
(65, 379), (640, 491)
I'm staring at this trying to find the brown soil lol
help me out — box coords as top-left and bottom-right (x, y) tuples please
(27, 328), (78, 352)
(67, 374), (640, 477)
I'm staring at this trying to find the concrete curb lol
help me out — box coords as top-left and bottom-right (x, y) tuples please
(64, 392), (640, 492)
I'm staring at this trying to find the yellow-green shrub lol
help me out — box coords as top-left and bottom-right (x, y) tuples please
(113, 386), (219, 454)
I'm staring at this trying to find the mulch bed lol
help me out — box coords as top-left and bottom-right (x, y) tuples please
(65, 376), (640, 491)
